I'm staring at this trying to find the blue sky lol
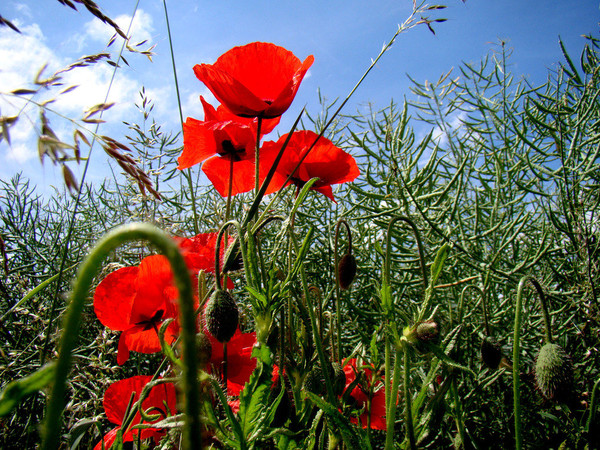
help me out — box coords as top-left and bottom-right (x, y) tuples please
(0, 0), (598, 194)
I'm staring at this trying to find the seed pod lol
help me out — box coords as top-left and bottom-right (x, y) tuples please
(481, 336), (503, 370)
(337, 253), (357, 290)
(535, 343), (574, 402)
(204, 289), (239, 343)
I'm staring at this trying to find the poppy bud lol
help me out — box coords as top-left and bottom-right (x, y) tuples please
(303, 362), (346, 397)
(415, 320), (440, 343)
(332, 362), (347, 396)
(535, 343), (574, 402)
(337, 253), (357, 290)
(204, 289), (239, 343)
(196, 332), (212, 370)
(481, 336), (503, 370)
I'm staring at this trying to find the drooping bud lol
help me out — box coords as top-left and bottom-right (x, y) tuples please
(337, 253), (357, 290)
(204, 289), (239, 343)
(481, 336), (503, 370)
(535, 343), (574, 402)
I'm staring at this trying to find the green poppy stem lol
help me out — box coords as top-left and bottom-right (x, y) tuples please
(41, 223), (201, 450)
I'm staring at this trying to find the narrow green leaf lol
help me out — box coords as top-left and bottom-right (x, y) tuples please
(430, 243), (450, 287)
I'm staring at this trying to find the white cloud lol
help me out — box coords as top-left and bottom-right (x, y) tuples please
(0, 20), (141, 167)
(85, 9), (154, 46)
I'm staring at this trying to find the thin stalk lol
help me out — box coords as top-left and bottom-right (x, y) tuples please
(41, 223), (201, 450)
(385, 344), (402, 449)
(403, 346), (416, 450)
(162, 0), (200, 234)
(333, 219), (352, 361)
(254, 116), (263, 196)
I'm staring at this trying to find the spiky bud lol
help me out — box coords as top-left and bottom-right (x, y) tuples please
(332, 362), (347, 396)
(481, 336), (503, 370)
(416, 320), (440, 343)
(303, 362), (346, 397)
(204, 289), (238, 343)
(196, 332), (212, 370)
(337, 253), (357, 290)
(535, 343), (574, 402)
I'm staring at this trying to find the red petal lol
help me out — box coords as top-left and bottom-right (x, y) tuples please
(194, 63), (266, 117)
(267, 55), (314, 118)
(179, 117), (218, 169)
(94, 266), (137, 331)
(202, 156), (255, 197)
(130, 255), (177, 324)
(94, 426), (120, 450)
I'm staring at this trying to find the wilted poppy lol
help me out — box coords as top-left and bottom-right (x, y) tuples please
(194, 42), (314, 118)
(343, 358), (386, 430)
(206, 327), (257, 396)
(94, 255), (197, 365)
(260, 130), (360, 201)
(95, 375), (177, 450)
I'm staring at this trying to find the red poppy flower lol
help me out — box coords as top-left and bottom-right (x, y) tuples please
(94, 375), (177, 450)
(260, 130), (360, 201)
(206, 328), (257, 396)
(342, 359), (386, 430)
(178, 97), (280, 197)
(194, 42), (314, 118)
(94, 255), (198, 365)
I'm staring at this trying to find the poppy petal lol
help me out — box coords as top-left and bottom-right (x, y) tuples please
(202, 156), (255, 197)
(194, 64), (267, 117)
(94, 266), (137, 331)
(178, 117), (218, 169)
(267, 55), (314, 117)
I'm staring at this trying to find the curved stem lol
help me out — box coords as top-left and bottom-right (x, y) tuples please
(512, 275), (551, 450)
(42, 223), (201, 450)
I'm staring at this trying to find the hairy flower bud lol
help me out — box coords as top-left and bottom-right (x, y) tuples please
(337, 253), (357, 290)
(204, 289), (239, 343)
(535, 343), (574, 402)
(481, 336), (503, 370)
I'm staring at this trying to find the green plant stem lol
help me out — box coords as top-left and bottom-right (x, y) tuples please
(333, 219), (352, 361)
(41, 223), (201, 450)
(513, 276), (526, 450)
(450, 377), (467, 449)
(254, 116), (263, 196)
(385, 343), (402, 449)
(290, 229), (336, 405)
(403, 345), (416, 450)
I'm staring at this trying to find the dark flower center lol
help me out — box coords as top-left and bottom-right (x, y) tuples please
(136, 309), (164, 331)
(218, 139), (246, 162)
